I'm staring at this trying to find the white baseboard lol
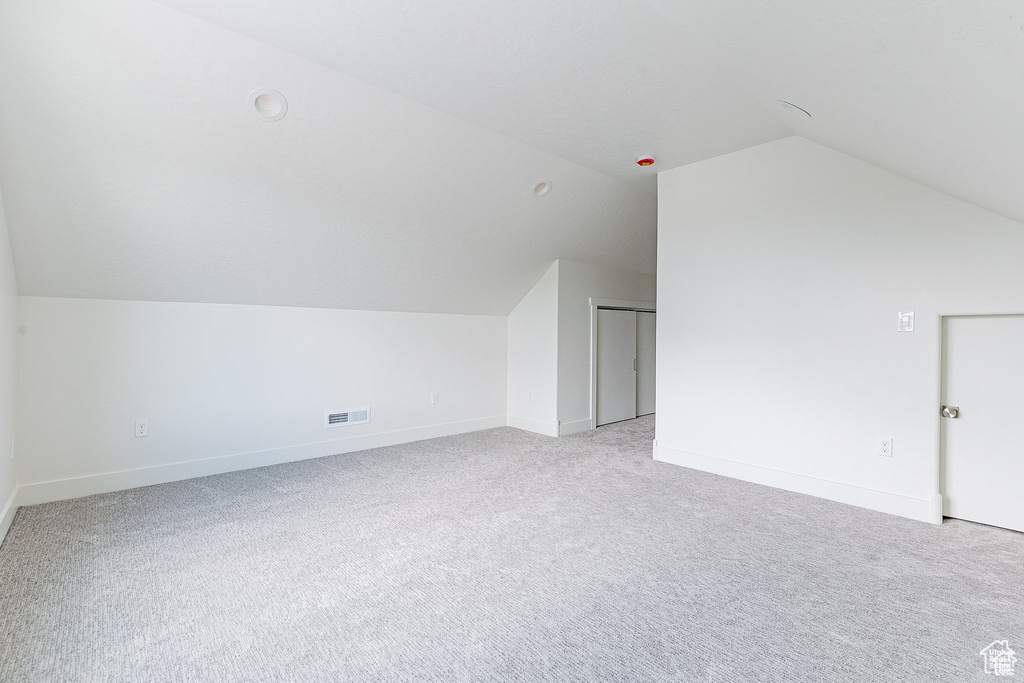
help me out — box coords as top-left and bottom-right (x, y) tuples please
(653, 441), (942, 525)
(558, 418), (592, 436)
(507, 415), (559, 437)
(16, 415), (507, 508)
(0, 485), (18, 547)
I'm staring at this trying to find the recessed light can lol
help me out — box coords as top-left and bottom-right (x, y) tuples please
(248, 88), (288, 122)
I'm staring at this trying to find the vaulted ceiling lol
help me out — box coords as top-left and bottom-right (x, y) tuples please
(0, 0), (784, 315)
(148, 0), (788, 189)
(0, 0), (1020, 315)
(646, 0), (1024, 226)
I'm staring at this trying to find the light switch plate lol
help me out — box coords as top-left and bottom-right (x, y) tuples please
(897, 311), (915, 332)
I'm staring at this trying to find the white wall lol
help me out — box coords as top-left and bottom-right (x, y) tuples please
(655, 136), (1024, 523)
(16, 298), (506, 503)
(7, 256), (653, 514)
(0, 190), (18, 539)
(557, 260), (655, 434)
(507, 262), (559, 436)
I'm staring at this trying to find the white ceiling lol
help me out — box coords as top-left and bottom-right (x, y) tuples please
(3, 0), (1020, 315)
(645, 0), (1024, 226)
(0, 0), (664, 315)
(150, 0), (789, 189)
(0, 0), (790, 314)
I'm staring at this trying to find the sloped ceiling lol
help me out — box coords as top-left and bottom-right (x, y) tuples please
(9, 0), (1011, 315)
(150, 0), (789, 189)
(645, 0), (1024, 226)
(0, 0), (787, 315)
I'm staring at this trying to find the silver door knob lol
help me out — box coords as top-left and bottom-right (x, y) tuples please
(941, 405), (960, 419)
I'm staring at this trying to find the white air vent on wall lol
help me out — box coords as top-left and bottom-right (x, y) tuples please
(325, 407), (370, 428)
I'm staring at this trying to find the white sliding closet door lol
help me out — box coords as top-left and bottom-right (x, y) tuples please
(636, 312), (656, 416)
(596, 309), (637, 426)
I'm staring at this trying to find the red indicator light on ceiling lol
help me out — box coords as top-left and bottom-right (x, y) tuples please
(636, 156), (655, 167)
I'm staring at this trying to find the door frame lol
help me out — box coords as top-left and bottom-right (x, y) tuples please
(589, 297), (656, 431)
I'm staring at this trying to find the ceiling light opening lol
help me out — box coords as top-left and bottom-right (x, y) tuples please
(249, 88), (288, 122)
(533, 180), (551, 197)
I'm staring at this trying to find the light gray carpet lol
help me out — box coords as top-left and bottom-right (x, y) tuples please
(1, 416), (1022, 682)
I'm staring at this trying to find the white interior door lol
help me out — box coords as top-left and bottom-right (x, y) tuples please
(597, 309), (636, 426)
(636, 312), (656, 416)
(942, 315), (1024, 532)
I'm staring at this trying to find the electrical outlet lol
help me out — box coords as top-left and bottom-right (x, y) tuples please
(878, 437), (893, 457)
(527, 390), (533, 401)
(135, 419), (149, 438)
(430, 392), (439, 405)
